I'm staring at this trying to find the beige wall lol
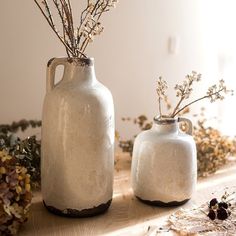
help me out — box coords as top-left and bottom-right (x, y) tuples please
(0, 0), (236, 137)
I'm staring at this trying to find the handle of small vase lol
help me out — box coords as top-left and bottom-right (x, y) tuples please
(46, 58), (67, 93)
(178, 117), (193, 135)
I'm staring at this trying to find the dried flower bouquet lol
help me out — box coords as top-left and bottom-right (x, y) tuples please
(34, 0), (118, 58)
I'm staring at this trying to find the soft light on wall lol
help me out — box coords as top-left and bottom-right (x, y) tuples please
(0, 0), (235, 137)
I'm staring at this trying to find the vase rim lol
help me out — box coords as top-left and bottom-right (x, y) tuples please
(153, 116), (178, 125)
(54, 57), (94, 66)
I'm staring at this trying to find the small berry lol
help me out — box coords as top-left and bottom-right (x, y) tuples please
(208, 209), (216, 220)
(218, 202), (228, 209)
(217, 207), (228, 220)
(209, 198), (218, 207)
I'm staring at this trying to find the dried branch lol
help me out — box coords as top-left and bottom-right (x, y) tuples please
(156, 76), (168, 118)
(34, 0), (118, 58)
(34, 0), (74, 55)
(170, 71), (201, 117)
(172, 80), (233, 117)
(156, 72), (233, 118)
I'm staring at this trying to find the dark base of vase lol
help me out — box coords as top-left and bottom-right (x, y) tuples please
(136, 196), (189, 207)
(43, 199), (112, 218)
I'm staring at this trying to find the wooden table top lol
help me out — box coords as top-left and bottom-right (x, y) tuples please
(19, 154), (236, 236)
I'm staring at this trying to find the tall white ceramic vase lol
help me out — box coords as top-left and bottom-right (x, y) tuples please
(131, 116), (197, 206)
(41, 57), (114, 217)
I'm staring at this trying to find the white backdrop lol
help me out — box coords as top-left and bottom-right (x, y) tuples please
(0, 0), (236, 137)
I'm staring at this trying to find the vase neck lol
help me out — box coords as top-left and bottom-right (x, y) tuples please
(153, 122), (179, 134)
(152, 116), (179, 134)
(63, 58), (96, 84)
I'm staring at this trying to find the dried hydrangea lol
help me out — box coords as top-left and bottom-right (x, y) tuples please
(0, 150), (32, 235)
(0, 120), (41, 189)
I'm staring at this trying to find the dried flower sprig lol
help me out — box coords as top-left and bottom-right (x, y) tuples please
(156, 77), (168, 117)
(34, 0), (118, 58)
(156, 71), (233, 118)
(0, 150), (32, 235)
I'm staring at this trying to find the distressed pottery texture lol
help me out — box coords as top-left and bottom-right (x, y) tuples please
(131, 117), (197, 206)
(41, 58), (114, 217)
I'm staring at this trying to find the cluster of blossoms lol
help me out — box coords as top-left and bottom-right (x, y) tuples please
(174, 71), (201, 99)
(0, 150), (32, 235)
(207, 79), (232, 102)
(156, 71), (233, 118)
(34, 0), (118, 58)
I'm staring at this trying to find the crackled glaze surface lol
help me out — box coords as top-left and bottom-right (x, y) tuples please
(41, 58), (114, 214)
(131, 118), (197, 205)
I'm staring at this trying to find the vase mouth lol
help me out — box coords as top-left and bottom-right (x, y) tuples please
(68, 57), (94, 66)
(153, 116), (178, 125)
(52, 57), (94, 66)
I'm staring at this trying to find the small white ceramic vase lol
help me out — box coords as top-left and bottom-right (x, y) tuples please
(41, 57), (114, 217)
(131, 116), (197, 206)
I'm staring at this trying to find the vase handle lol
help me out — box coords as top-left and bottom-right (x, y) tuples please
(178, 117), (193, 135)
(46, 58), (67, 93)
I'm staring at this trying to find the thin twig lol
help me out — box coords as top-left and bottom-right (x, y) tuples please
(158, 97), (162, 117)
(34, 0), (74, 55)
(43, 0), (54, 26)
(59, 0), (74, 50)
(171, 97), (185, 117)
(52, 0), (71, 47)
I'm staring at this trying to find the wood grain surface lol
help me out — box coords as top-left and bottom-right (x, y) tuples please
(19, 154), (236, 236)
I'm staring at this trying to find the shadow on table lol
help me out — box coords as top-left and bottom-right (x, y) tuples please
(19, 190), (182, 236)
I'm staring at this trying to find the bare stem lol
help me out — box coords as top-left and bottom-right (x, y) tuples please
(44, 0), (54, 25)
(34, 0), (74, 55)
(52, 0), (71, 45)
(170, 97), (185, 117)
(61, 7), (70, 57)
(158, 97), (162, 117)
(59, 0), (74, 49)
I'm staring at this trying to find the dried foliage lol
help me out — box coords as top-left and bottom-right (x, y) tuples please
(0, 150), (32, 235)
(119, 115), (152, 155)
(156, 71), (233, 118)
(195, 117), (236, 177)
(0, 120), (41, 189)
(118, 114), (236, 177)
(34, 0), (118, 58)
